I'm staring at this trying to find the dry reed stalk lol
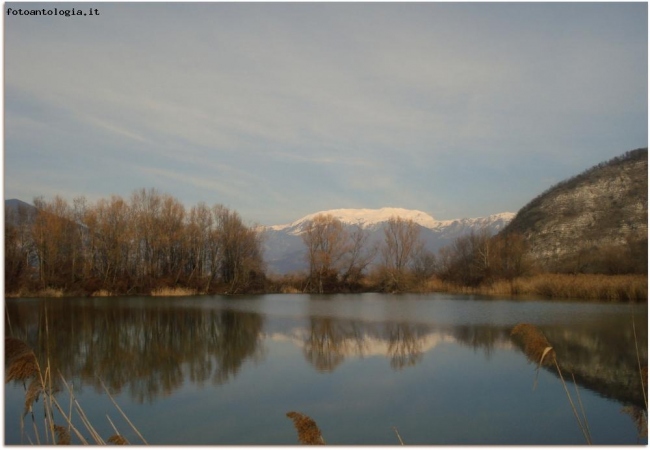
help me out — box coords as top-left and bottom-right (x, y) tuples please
(286, 411), (326, 445)
(632, 319), (648, 410)
(571, 372), (591, 440)
(44, 305), (57, 444)
(57, 373), (105, 444)
(6, 334), (145, 446)
(49, 395), (90, 445)
(393, 426), (404, 445)
(511, 323), (592, 444)
(106, 414), (131, 445)
(99, 377), (148, 444)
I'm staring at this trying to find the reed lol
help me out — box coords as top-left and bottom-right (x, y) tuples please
(427, 274), (647, 301)
(286, 411), (326, 445)
(6, 351), (40, 383)
(150, 286), (197, 296)
(511, 323), (592, 444)
(5, 336), (147, 445)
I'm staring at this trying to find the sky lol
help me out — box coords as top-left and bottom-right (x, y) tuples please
(3, 2), (648, 225)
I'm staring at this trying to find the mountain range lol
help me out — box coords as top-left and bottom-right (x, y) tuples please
(262, 208), (515, 274)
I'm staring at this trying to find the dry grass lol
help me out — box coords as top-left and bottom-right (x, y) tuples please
(6, 288), (68, 298)
(426, 274), (647, 301)
(286, 411), (326, 445)
(91, 289), (114, 297)
(150, 286), (197, 296)
(35, 288), (65, 298)
(280, 285), (302, 294)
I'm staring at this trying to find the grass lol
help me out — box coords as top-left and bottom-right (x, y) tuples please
(150, 286), (198, 296)
(6, 288), (68, 298)
(427, 274), (647, 301)
(91, 289), (114, 297)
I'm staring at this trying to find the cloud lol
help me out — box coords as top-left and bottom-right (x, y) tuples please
(4, 3), (647, 224)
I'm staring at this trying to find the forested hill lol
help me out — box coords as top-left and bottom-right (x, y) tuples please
(502, 148), (648, 273)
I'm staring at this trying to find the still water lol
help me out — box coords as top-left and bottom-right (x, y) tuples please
(5, 293), (648, 445)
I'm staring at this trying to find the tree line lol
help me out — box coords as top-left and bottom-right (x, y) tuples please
(9, 188), (641, 297)
(6, 188), (265, 295)
(298, 213), (530, 293)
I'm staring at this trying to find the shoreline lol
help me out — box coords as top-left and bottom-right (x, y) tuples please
(6, 273), (647, 302)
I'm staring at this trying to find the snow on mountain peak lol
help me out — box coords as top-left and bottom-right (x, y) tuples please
(270, 207), (438, 233)
(268, 208), (516, 235)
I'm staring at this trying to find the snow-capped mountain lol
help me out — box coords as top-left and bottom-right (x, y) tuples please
(269, 207), (440, 234)
(262, 208), (515, 275)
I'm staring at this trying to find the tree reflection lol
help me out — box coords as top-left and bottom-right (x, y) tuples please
(303, 317), (349, 372)
(385, 322), (427, 369)
(537, 324), (647, 409)
(452, 325), (512, 359)
(5, 300), (264, 403)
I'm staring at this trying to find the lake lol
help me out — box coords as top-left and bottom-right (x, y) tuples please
(4, 293), (648, 445)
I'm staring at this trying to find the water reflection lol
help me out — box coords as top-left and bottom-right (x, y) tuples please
(5, 297), (646, 409)
(6, 300), (264, 403)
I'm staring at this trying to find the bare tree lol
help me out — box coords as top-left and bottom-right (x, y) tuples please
(340, 225), (376, 286)
(379, 217), (423, 291)
(214, 206), (264, 293)
(302, 214), (349, 293)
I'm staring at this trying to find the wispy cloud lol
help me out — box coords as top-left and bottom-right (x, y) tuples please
(4, 2), (647, 224)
